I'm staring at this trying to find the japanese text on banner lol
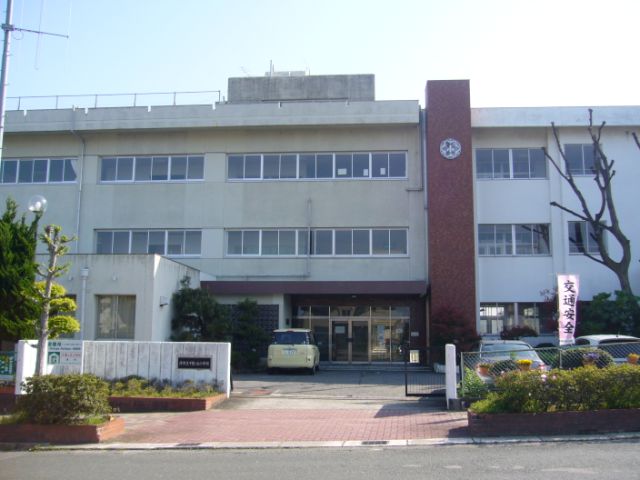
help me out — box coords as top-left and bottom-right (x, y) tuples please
(558, 274), (579, 346)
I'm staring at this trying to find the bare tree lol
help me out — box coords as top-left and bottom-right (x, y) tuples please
(542, 109), (635, 295)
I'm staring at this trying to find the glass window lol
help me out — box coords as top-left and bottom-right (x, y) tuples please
(372, 153), (388, 177)
(184, 231), (202, 255)
(298, 230), (309, 255)
(243, 230), (259, 254)
(372, 229), (389, 255)
(96, 231), (113, 254)
(18, 159), (33, 183)
(116, 157), (133, 181)
(316, 154), (333, 178)
(314, 230), (332, 255)
(228, 155), (244, 179)
(493, 149), (510, 178)
(353, 154), (369, 178)
(390, 229), (407, 254)
(262, 230), (279, 255)
(131, 231), (148, 254)
(529, 149), (546, 178)
(299, 154), (316, 179)
(476, 150), (493, 179)
(495, 225), (513, 255)
(151, 157), (168, 181)
(479, 303), (514, 335)
(335, 230), (352, 255)
(1, 159), (17, 183)
(389, 153), (406, 177)
(167, 231), (184, 255)
(135, 157), (152, 181)
(281, 154), (297, 179)
(31, 159), (47, 182)
(515, 224), (550, 255)
(148, 231), (166, 254)
(227, 231), (242, 255)
(170, 156), (187, 180)
(244, 155), (261, 179)
(512, 149), (530, 179)
(112, 231), (130, 253)
(96, 295), (136, 340)
(279, 230), (296, 255)
(48, 159), (64, 182)
(101, 158), (116, 181)
(63, 159), (77, 182)
(335, 154), (352, 178)
(353, 229), (370, 255)
(187, 156), (204, 180)
(263, 155), (280, 179)
(569, 221), (599, 254)
(565, 144), (595, 175)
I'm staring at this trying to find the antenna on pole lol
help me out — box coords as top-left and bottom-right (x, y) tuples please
(0, 0), (68, 163)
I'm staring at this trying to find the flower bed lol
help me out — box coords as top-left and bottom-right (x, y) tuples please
(0, 416), (124, 444)
(468, 408), (640, 436)
(109, 393), (226, 412)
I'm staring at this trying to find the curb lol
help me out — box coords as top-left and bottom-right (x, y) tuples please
(18, 431), (640, 451)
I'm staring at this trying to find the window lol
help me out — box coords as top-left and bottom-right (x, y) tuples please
(95, 230), (202, 256)
(476, 148), (546, 179)
(100, 155), (204, 182)
(226, 228), (407, 257)
(564, 144), (596, 176)
(227, 152), (407, 181)
(0, 158), (77, 184)
(479, 302), (550, 335)
(96, 295), (135, 339)
(569, 221), (600, 254)
(478, 224), (550, 256)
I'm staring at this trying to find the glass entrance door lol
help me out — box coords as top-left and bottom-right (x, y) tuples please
(331, 320), (369, 363)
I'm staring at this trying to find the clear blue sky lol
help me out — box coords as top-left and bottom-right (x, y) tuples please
(5, 0), (640, 108)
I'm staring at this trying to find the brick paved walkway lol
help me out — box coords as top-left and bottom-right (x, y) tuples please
(110, 407), (468, 444)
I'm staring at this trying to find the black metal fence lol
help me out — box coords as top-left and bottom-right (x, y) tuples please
(404, 347), (446, 397)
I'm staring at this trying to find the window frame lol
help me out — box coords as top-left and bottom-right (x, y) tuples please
(568, 220), (601, 255)
(475, 148), (547, 180)
(100, 155), (205, 183)
(95, 229), (202, 257)
(0, 157), (78, 184)
(96, 295), (136, 340)
(478, 224), (551, 256)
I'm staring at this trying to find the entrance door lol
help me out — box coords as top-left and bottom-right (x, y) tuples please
(331, 320), (369, 363)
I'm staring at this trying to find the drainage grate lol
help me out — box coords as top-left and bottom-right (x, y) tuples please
(361, 441), (389, 445)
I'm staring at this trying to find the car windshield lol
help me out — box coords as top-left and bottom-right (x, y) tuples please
(273, 332), (309, 345)
(482, 343), (540, 361)
(483, 343), (530, 352)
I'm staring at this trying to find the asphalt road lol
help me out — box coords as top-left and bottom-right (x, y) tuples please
(1, 440), (638, 480)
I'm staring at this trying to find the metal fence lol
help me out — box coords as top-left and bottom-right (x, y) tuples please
(460, 341), (640, 384)
(404, 347), (446, 396)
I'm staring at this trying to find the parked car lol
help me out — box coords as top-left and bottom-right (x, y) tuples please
(574, 334), (640, 363)
(267, 329), (320, 374)
(477, 339), (549, 372)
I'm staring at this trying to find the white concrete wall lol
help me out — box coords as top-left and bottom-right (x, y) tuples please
(473, 120), (640, 310)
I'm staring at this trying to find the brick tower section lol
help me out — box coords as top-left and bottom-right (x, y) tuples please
(426, 80), (477, 333)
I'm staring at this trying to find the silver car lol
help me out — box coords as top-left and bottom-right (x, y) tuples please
(478, 339), (548, 371)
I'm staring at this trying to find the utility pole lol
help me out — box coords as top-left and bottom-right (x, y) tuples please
(0, 0), (68, 164)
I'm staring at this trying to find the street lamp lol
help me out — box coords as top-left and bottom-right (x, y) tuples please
(27, 194), (47, 260)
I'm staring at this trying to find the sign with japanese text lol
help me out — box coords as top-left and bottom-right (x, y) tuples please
(177, 357), (211, 369)
(47, 340), (83, 366)
(558, 274), (579, 346)
(0, 351), (16, 379)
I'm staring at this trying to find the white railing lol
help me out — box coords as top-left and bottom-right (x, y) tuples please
(7, 90), (222, 111)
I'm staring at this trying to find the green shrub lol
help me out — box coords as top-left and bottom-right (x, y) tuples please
(551, 347), (614, 369)
(109, 377), (218, 398)
(16, 374), (111, 425)
(459, 368), (489, 400)
(469, 364), (640, 414)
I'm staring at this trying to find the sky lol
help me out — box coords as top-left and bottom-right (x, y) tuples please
(4, 0), (640, 109)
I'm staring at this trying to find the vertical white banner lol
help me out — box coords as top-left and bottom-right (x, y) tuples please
(558, 274), (579, 346)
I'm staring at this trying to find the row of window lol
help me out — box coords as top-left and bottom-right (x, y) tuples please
(100, 156), (204, 182)
(227, 152), (407, 180)
(476, 144), (597, 179)
(478, 221), (599, 256)
(96, 230), (202, 256)
(227, 228), (408, 256)
(479, 302), (553, 335)
(0, 158), (78, 184)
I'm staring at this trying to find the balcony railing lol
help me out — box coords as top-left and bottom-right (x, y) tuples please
(6, 90), (222, 111)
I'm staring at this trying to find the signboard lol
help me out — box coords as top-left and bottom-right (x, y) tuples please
(0, 351), (16, 380)
(177, 357), (211, 369)
(47, 340), (83, 366)
(558, 274), (579, 346)
(409, 350), (420, 364)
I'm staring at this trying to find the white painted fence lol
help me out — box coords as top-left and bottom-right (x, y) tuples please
(16, 340), (232, 398)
